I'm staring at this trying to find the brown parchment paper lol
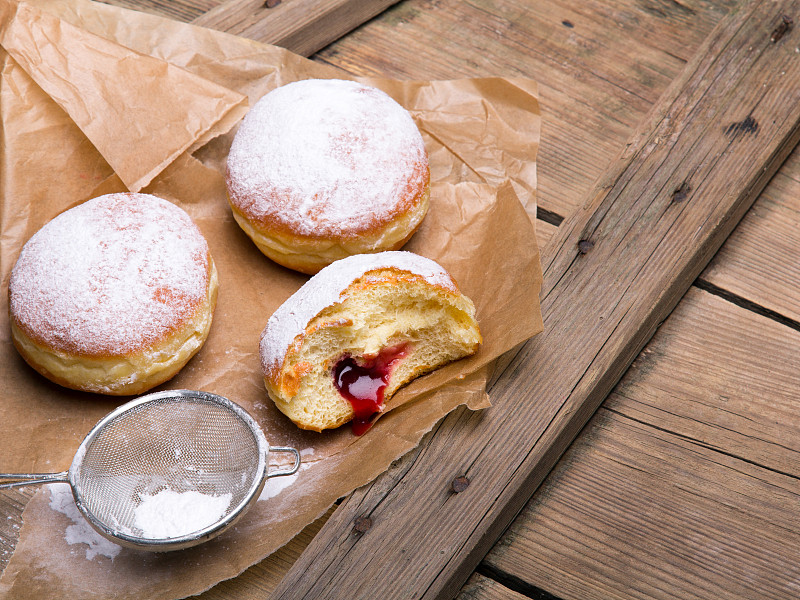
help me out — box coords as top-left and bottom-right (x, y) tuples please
(0, 0), (543, 598)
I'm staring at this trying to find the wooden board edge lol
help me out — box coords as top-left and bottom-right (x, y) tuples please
(191, 0), (402, 57)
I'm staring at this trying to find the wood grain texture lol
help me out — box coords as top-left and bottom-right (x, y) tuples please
(488, 410), (800, 600)
(315, 0), (736, 218)
(0, 489), (33, 574)
(609, 286), (800, 474)
(98, 0), (222, 21)
(455, 573), (532, 600)
(485, 289), (800, 599)
(195, 507), (334, 600)
(269, 3), (800, 598)
(701, 143), (800, 322)
(191, 0), (403, 57)
(100, 0), (403, 57)
(534, 219), (559, 249)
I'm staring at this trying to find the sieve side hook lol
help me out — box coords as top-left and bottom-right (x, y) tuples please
(266, 447), (301, 478)
(0, 471), (69, 489)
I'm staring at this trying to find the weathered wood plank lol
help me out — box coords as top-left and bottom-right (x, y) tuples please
(485, 290), (800, 599)
(191, 0), (403, 57)
(270, 3), (800, 598)
(98, 0), (222, 22)
(480, 106), (800, 600)
(701, 143), (800, 322)
(455, 573), (532, 600)
(534, 219), (558, 249)
(609, 287), (800, 473)
(315, 0), (736, 218)
(101, 0), (404, 57)
(482, 79), (800, 600)
(0, 489), (33, 574)
(195, 507), (335, 600)
(487, 409), (800, 600)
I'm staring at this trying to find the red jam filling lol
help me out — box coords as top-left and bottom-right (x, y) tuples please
(333, 344), (409, 435)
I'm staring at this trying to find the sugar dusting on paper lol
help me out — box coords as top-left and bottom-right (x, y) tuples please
(46, 448), (313, 560)
(258, 449), (314, 502)
(49, 483), (121, 561)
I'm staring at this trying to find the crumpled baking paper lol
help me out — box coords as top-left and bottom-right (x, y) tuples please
(0, 0), (542, 598)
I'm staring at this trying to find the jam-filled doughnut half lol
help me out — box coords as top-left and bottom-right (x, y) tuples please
(225, 78), (430, 275)
(8, 193), (218, 395)
(259, 251), (482, 434)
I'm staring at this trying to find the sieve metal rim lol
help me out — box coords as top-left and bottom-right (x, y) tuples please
(68, 389), (271, 552)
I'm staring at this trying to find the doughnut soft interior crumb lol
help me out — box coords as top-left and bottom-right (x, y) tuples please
(260, 252), (481, 432)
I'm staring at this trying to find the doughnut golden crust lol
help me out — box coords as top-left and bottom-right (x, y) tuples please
(226, 79), (431, 275)
(259, 251), (482, 433)
(8, 193), (218, 395)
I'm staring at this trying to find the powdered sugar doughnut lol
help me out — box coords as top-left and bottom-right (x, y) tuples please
(260, 251), (481, 433)
(226, 79), (430, 274)
(8, 193), (218, 395)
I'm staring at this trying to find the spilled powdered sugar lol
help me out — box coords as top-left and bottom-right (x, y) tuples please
(49, 484), (122, 561)
(9, 193), (210, 355)
(46, 450), (314, 560)
(226, 78), (428, 237)
(259, 251), (457, 375)
(258, 449), (315, 502)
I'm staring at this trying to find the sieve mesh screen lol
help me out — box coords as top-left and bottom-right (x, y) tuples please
(73, 394), (262, 537)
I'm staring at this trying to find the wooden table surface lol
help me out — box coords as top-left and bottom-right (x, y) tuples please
(3, 0), (800, 598)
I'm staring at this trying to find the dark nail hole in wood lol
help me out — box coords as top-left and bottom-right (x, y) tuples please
(671, 181), (692, 203)
(353, 515), (372, 533)
(451, 476), (470, 493)
(771, 14), (793, 42)
(724, 115), (759, 139)
(562, 19), (574, 28)
(577, 239), (594, 254)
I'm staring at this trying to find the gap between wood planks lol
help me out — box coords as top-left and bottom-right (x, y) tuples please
(270, 2), (800, 598)
(476, 563), (564, 600)
(476, 279), (800, 600)
(694, 278), (800, 335)
(497, 214), (800, 380)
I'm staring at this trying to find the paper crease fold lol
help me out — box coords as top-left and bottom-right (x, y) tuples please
(0, 0), (248, 191)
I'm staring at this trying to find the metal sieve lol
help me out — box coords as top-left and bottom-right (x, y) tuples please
(0, 390), (300, 552)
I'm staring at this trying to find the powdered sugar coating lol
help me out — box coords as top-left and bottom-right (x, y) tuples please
(260, 251), (457, 375)
(226, 78), (428, 238)
(9, 193), (211, 356)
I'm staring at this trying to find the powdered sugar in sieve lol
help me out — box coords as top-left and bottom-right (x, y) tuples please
(0, 390), (300, 552)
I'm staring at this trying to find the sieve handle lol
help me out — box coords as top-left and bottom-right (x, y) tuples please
(266, 446), (301, 478)
(0, 471), (69, 489)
